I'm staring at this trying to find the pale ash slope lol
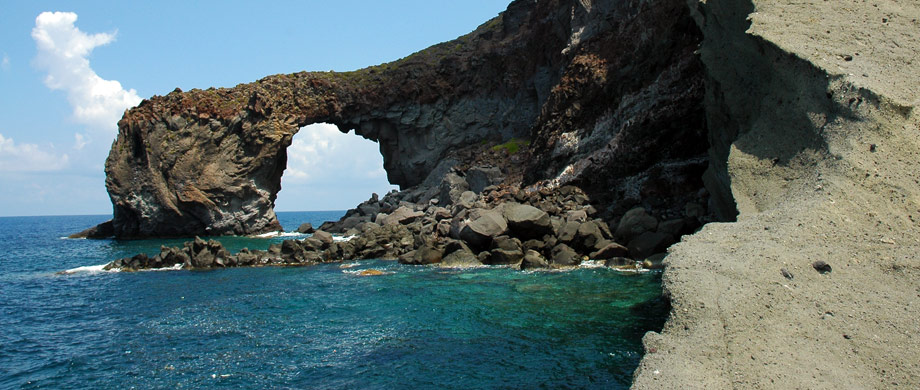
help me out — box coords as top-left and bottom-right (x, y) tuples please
(633, 1), (920, 389)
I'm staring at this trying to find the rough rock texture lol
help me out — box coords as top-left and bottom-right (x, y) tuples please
(633, 1), (920, 389)
(102, 0), (706, 238)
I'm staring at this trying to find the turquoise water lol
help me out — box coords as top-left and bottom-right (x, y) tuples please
(0, 212), (667, 389)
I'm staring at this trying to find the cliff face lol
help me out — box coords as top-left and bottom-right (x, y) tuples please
(633, 0), (920, 388)
(104, 0), (705, 238)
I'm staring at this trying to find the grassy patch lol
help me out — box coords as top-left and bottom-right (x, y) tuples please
(492, 138), (530, 154)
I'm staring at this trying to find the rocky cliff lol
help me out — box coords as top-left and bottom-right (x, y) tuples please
(102, 0), (706, 238)
(633, 0), (920, 388)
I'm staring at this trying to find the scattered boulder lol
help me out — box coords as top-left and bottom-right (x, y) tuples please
(616, 207), (658, 241)
(402, 244), (443, 265)
(642, 253), (667, 269)
(520, 249), (550, 270)
(656, 219), (685, 237)
(441, 248), (481, 267)
(557, 221), (580, 243)
(488, 235), (524, 265)
(459, 209), (508, 250)
(503, 203), (553, 239)
(311, 230), (335, 246)
(296, 222), (315, 234)
(439, 172), (469, 206)
(565, 209), (588, 223)
(628, 231), (674, 260)
(590, 241), (629, 260)
(457, 191), (478, 209)
(466, 166), (504, 193)
(575, 221), (606, 251)
(380, 206), (424, 226)
(550, 243), (581, 267)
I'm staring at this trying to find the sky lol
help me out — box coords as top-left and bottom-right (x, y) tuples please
(0, 1), (510, 216)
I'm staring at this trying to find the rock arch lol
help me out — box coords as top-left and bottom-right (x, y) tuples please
(102, 0), (706, 238)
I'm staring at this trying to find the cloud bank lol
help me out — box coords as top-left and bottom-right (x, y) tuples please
(31, 11), (141, 131)
(0, 133), (69, 172)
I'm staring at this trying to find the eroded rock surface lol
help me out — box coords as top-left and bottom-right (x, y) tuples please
(102, 0), (705, 238)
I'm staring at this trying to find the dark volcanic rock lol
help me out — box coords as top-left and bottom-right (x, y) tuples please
(98, 0), (704, 239)
(520, 249), (550, 270)
(628, 231), (674, 260)
(503, 203), (553, 239)
(68, 220), (114, 239)
(459, 209), (508, 250)
(295, 222), (315, 234)
(590, 241), (629, 260)
(550, 243), (581, 267)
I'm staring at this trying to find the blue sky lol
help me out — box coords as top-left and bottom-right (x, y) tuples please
(0, 1), (510, 216)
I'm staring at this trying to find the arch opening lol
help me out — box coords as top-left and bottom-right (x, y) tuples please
(274, 123), (397, 218)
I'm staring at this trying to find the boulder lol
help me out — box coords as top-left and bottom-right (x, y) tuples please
(550, 243), (581, 267)
(380, 206), (424, 226)
(439, 172), (470, 206)
(68, 220), (115, 239)
(311, 230), (335, 247)
(403, 244), (443, 265)
(590, 241), (629, 259)
(457, 191), (478, 209)
(466, 166), (504, 193)
(615, 207), (658, 241)
(565, 209), (588, 223)
(556, 221), (580, 243)
(520, 249), (550, 270)
(642, 253), (667, 269)
(575, 221), (605, 251)
(503, 203), (554, 239)
(628, 232), (674, 260)
(459, 209), (508, 250)
(440, 248), (482, 267)
(295, 222), (315, 234)
(488, 236), (524, 265)
(656, 218), (686, 237)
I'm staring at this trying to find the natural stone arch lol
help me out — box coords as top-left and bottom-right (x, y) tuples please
(102, 0), (706, 238)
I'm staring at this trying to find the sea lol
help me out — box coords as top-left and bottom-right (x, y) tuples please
(0, 211), (667, 389)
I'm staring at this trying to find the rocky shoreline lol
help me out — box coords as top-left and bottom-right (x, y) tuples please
(106, 178), (711, 273)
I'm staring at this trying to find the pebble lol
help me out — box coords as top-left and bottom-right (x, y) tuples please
(780, 268), (794, 280)
(812, 261), (832, 274)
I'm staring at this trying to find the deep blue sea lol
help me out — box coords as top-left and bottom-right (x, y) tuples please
(0, 211), (666, 389)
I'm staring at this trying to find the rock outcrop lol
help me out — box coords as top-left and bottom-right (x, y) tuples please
(106, 183), (693, 273)
(632, 1), (920, 389)
(101, 0), (705, 238)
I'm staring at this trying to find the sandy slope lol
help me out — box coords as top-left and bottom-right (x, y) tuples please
(633, 1), (920, 388)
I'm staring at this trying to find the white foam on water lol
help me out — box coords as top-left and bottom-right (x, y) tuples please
(59, 264), (118, 275)
(139, 263), (185, 272)
(333, 235), (356, 242)
(251, 231), (307, 238)
(579, 260), (607, 268)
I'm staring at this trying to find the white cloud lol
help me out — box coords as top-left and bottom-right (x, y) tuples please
(285, 123), (390, 183)
(1, 53), (9, 71)
(73, 133), (88, 150)
(0, 133), (69, 172)
(31, 11), (141, 131)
